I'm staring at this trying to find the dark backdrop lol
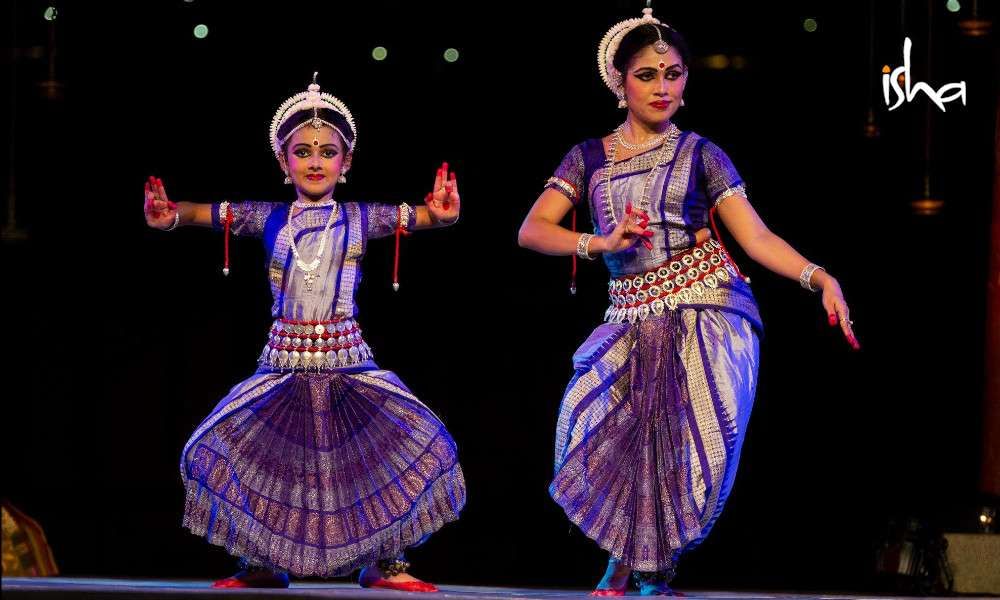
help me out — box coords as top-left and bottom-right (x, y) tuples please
(2, 0), (996, 592)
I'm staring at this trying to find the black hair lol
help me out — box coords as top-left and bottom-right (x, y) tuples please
(612, 24), (691, 73)
(277, 108), (354, 156)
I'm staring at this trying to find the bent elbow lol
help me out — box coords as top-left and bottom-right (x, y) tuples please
(517, 223), (532, 249)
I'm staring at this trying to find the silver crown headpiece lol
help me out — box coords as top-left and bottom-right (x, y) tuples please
(269, 72), (357, 161)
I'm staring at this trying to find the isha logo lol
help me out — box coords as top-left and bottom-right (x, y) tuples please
(882, 37), (966, 112)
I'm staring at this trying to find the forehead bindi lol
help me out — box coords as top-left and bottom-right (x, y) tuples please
(632, 46), (683, 71)
(289, 126), (341, 150)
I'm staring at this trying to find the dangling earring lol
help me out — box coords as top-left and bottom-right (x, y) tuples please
(283, 175), (292, 185)
(617, 97), (627, 109)
(338, 171), (347, 184)
(680, 98), (686, 107)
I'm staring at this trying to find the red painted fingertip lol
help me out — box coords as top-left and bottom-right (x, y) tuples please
(642, 230), (654, 237)
(442, 201), (451, 211)
(828, 314), (837, 326)
(625, 203), (633, 215)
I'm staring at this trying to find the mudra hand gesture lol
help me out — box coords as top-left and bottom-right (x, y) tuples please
(144, 175), (179, 230)
(424, 161), (460, 225)
(821, 276), (860, 350)
(597, 202), (654, 253)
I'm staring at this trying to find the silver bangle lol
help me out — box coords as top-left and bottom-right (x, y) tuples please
(164, 211), (180, 231)
(799, 263), (824, 292)
(576, 233), (596, 260)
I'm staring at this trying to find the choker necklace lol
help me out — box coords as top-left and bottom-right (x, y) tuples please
(293, 197), (336, 209)
(614, 122), (671, 151)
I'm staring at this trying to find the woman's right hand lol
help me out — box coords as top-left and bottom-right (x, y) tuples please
(144, 175), (179, 229)
(593, 202), (653, 254)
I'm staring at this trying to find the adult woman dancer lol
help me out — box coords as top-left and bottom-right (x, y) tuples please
(518, 9), (858, 596)
(144, 76), (465, 592)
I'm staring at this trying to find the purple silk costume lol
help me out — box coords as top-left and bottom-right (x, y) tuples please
(546, 129), (762, 574)
(180, 201), (465, 577)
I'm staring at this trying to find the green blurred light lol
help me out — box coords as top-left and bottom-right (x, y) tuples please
(193, 24), (209, 39)
(946, 0), (961, 12)
(443, 48), (460, 63)
(372, 46), (388, 61)
(43, 6), (57, 21)
(803, 18), (818, 32)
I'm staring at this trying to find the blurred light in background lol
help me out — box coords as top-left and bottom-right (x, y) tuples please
(703, 54), (730, 70)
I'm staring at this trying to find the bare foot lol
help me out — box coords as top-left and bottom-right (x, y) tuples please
(359, 566), (438, 592)
(592, 558), (631, 595)
(635, 571), (682, 596)
(211, 568), (289, 588)
(639, 580), (682, 596)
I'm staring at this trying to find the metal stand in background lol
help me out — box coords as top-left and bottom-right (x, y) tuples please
(2, 0), (27, 243)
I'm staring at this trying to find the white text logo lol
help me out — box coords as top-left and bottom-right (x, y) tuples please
(882, 37), (966, 112)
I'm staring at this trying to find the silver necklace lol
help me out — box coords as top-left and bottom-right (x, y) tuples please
(293, 197), (336, 209)
(614, 123), (670, 151)
(287, 200), (338, 292)
(602, 122), (679, 231)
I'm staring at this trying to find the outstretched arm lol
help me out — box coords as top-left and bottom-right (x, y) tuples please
(716, 193), (859, 350)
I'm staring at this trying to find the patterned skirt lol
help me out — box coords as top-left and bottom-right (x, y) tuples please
(550, 308), (758, 573)
(181, 365), (465, 577)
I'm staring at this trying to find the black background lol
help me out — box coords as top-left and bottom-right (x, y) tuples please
(2, 0), (996, 592)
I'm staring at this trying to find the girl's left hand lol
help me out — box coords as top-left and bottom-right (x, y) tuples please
(821, 276), (860, 351)
(144, 175), (179, 229)
(424, 161), (461, 225)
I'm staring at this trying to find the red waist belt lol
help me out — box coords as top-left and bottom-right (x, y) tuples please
(260, 317), (372, 370)
(605, 239), (739, 323)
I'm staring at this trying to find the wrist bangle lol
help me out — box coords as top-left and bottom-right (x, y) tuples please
(164, 211), (180, 231)
(576, 233), (595, 260)
(799, 263), (824, 292)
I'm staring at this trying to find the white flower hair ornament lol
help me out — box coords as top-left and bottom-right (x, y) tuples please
(269, 72), (358, 183)
(598, 7), (674, 108)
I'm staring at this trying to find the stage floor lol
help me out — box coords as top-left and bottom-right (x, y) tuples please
(0, 578), (953, 600)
